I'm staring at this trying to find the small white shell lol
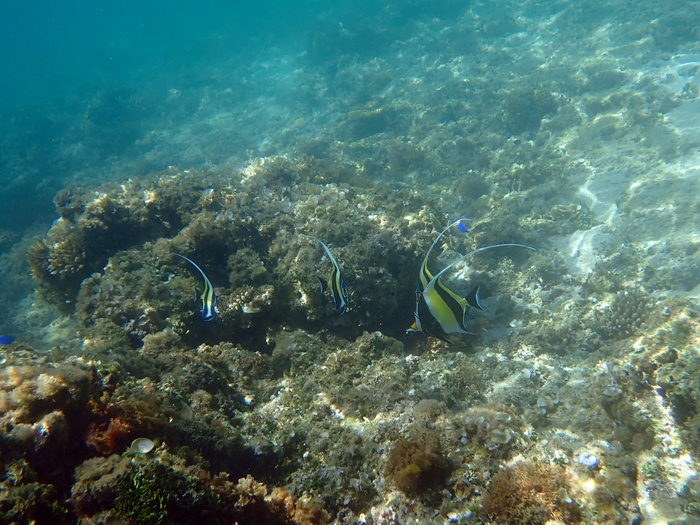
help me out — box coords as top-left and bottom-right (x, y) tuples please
(578, 451), (599, 468)
(130, 437), (155, 454)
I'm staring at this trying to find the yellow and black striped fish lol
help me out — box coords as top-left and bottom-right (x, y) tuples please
(418, 218), (471, 292)
(174, 253), (219, 321)
(408, 221), (534, 343)
(309, 237), (349, 315)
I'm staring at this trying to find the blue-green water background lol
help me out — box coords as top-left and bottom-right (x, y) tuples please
(1, 1), (316, 107)
(1, 0), (318, 228)
(2, 0), (519, 231)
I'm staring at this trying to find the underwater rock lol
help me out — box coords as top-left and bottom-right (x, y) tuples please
(447, 405), (523, 457)
(501, 88), (559, 135)
(345, 106), (400, 140)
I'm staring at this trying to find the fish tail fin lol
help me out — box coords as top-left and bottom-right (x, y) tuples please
(466, 285), (483, 310)
(317, 277), (328, 296)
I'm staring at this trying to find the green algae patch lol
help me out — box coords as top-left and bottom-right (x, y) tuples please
(115, 460), (221, 525)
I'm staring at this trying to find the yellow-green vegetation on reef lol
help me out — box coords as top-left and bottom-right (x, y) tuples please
(483, 460), (581, 525)
(114, 460), (221, 524)
(0, 456), (70, 524)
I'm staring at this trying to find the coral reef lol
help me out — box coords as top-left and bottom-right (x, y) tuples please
(28, 174), (198, 309)
(449, 405), (523, 457)
(5, 0), (700, 522)
(13, 146), (699, 525)
(0, 357), (91, 486)
(70, 454), (329, 525)
(31, 158), (466, 351)
(598, 287), (654, 341)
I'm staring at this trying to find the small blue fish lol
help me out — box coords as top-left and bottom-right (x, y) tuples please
(0, 335), (16, 345)
(307, 237), (349, 315)
(174, 254), (219, 321)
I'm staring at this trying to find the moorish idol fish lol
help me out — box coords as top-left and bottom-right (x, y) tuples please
(408, 230), (535, 344)
(308, 237), (349, 315)
(174, 253), (219, 321)
(418, 218), (471, 292)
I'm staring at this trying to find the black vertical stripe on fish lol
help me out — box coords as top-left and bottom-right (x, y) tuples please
(409, 242), (535, 341)
(307, 236), (349, 315)
(419, 218), (471, 291)
(465, 285), (483, 310)
(410, 292), (455, 344)
(173, 253), (219, 321)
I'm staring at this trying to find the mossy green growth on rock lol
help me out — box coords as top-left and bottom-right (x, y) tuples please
(114, 460), (222, 525)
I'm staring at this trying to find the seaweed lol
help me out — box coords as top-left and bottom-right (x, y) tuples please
(114, 460), (221, 525)
(384, 437), (451, 498)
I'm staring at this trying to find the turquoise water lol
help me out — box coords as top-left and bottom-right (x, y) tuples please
(0, 0), (322, 229)
(0, 1), (320, 105)
(1, 1), (700, 523)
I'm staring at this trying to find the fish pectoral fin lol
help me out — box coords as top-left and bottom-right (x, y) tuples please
(465, 285), (483, 311)
(317, 277), (328, 296)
